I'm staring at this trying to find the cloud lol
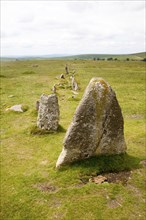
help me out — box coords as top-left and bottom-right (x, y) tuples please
(1, 1), (145, 56)
(19, 14), (34, 23)
(66, 1), (95, 13)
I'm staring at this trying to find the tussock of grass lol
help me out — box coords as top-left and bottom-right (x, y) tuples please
(21, 104), (29, 112)
(0, 74), (6, 78)
(30, 124), (66, 135)
(22, 70), (36, 74)
(30, 109), (38, 117)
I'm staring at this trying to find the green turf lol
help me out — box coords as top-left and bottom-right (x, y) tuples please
(0, 59), (145, 220)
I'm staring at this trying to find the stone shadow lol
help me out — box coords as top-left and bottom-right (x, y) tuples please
(60, 153), (141, 174)
(30, 124), (66, 135)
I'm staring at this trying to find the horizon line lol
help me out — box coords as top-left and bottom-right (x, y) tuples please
(1, 51), (145, 58)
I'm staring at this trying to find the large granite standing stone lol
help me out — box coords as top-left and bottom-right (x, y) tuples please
(37, 94), (59, 131)
(56, 77), (127, 168)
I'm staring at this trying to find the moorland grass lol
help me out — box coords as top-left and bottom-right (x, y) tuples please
(0, 60), (145, 220)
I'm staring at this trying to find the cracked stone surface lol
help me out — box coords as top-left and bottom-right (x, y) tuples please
(56, 77), (126, 168)
(37, 94), (59, 131)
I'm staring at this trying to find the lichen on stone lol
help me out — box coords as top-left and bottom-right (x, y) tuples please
(56, 77), (127, 168)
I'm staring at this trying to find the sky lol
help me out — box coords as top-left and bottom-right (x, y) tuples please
(1, 0), (145, 56)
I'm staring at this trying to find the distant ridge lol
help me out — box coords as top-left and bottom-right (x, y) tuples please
(1, 52), (145, 61)
(52, 52), (146, 60)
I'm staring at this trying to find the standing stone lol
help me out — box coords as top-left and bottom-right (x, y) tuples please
(60, 74), (65, 79)
(52, 84), (57, 93)
(37, 94), (59, 131)
(65, 64), (69, 74)
(36, 101), (40, 111)
(56, 77), (126, 168)
(71, 76), (79, 91)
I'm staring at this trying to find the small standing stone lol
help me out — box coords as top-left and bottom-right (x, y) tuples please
(60, 74), (65, 79)
(65, 64), (69, 74)
(56, 77), (127, 168)
(36, 101), (40, 111)
(71, 76), (79, 91)
(52, 84), (57, 93)
(37, 94), (59, 131)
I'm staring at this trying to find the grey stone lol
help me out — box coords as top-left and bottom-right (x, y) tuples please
(71, 76), (79, 91)
(56, 77), (127, 168)
(6, 104), (24, 112)
(60, 74), (65, 79)
(65, 64), (69, 74)
(52, 84), (57, 93)
(36, 101), (40, 111)
(37, 94), (59, 131)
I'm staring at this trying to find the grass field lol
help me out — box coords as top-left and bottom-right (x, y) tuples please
(0, 59), (145, 220)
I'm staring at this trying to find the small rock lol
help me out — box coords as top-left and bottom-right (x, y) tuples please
(6, 104), (24, 112)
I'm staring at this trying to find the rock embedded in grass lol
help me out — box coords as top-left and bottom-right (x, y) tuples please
(37, 94), (59, 131)
(56, 77), (127, 168)
(6, 104), (28, 112)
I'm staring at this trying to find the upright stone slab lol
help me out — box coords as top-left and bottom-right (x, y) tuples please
(37, 94), (59, 131)
(56, 77), (126, 168)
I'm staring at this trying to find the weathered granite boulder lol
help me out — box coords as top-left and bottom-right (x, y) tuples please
(37, 94), (59, 131)
(56, 77), (127, 168)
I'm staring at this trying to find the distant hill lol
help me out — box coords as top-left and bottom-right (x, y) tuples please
(53, 52), (146, 61)
(0, 54), (70, 62)
(1, 52), (145, 61)
(132, 52), (146, 58)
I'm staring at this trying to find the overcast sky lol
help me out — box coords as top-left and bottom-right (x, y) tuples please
(1, 0), (145, 56)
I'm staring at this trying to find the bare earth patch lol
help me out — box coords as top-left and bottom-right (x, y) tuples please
(107, 198), (122, 208)
(40, 160), (49, 165)
(139, 160), (146, 168)
(103, 171), (131, 185)
(33, 183), (56, 192)
(80, 171), (131, 185)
